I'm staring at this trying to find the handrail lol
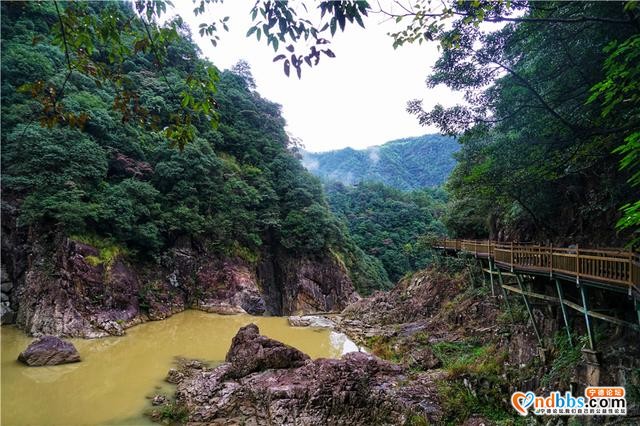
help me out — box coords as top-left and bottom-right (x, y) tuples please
(435, 239), (640, 288)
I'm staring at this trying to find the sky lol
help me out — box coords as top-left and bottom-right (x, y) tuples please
(176, 2), (464, 152)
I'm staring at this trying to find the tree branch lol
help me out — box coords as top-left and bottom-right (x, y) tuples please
(53, 0), (72, 72)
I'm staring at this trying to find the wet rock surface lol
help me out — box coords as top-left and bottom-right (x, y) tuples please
(158, 324), (441, 425)
(18, 335), (81, 366)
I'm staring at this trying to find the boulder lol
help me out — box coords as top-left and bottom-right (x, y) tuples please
(164, 326), (442, 425)
(166, 368), (186, 384)
(151, 395), (168, 406)
(18, 335), (81, 366)
(288, 315), (336, 329)
(409, 347), (441, 370)
(224, 323), (309, 379)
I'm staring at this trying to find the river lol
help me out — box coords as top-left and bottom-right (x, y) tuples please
(1, 310), (360, 425)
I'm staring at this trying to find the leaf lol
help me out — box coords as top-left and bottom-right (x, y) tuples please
(284, 59), (290, 77)
(323, 49), (335, 58)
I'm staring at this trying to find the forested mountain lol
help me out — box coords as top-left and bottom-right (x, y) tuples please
(0, 1), (389, 301)
(302, 134), (458, 190)
(325, 182), (447, 282)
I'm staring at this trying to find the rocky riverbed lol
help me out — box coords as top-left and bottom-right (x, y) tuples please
(150, 323), (442, 425)
(153, 266), (640, 425)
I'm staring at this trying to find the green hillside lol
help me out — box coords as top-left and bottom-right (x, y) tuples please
(301, 134), (458, 190)
(325, 182), (447, 282)
(0, 1), (389, 294)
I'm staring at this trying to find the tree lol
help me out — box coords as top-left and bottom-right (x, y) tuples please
(395, 1), (639, 245)
(18, 0), (371, 149)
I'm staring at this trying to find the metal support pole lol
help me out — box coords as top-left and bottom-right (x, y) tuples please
(516, 274), (544, 347)
(555, 279), (573, 347)
(488, 258), (496, 297)
(579, 284), (595, 350)
(496, 266), (513, 318)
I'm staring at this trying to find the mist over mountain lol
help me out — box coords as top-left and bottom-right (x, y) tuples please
(301, 134), (458, 190)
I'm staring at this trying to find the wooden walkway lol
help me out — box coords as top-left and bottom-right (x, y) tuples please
(436, 239), (639, 291)
(435, 239), (640, 347)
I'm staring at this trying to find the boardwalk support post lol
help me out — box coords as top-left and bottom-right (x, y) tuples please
(579, 284), (595, 351)
(496, 267), (513, 318)
(488, 258), (496, 297)
(516, 273), (544, 348)
(480, 259), (487, 288)
(555, 279), (572, 347)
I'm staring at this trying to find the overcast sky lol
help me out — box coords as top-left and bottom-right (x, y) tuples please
(176, 2), (463, 152)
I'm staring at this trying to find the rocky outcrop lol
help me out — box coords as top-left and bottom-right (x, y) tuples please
(1, 265), (15, 323)
(256, 248), (359, 319)
(225, 324), (309, 378)
(109, 152), (153, 179)
(154, 325), (441, 425)
(2, 203), (358, 336)
(330, 266), (640, 422)
(18, 335), (81, 366)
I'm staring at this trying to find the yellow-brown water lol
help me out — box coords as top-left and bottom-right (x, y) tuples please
(1, 310), (359, 425)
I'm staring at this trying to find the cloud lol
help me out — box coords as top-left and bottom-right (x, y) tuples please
(302, 157), (319, 171)
(368, 147), (380, 165)
(176, 2), (465, 152)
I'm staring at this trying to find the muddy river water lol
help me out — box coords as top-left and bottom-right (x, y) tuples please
(1, 310), (359, 425)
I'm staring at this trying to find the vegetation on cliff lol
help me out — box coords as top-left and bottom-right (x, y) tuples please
(0, 1), (388, 293)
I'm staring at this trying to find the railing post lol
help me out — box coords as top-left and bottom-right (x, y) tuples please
(629, 252), (634, 287)
(510, 241), (514, 272)
(550, 242), (553, 278)
(576, 244), (580, 284)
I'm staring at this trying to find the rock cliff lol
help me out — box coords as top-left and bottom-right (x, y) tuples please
(1, 206), (358, 337)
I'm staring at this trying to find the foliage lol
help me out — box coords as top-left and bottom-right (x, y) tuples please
(431, 341), (504, 378)
(542, 333), (588, 388)
(436, 380), (519, 425)
(325, 181), (447, 282)
(70, 234), (130, 267)
(363, 335), (402, 362)
(588, 34), (640, 247)
(154, 401), (189, 425)
(431, 340), (516, 424)
(396, 1), (639, 245)
(302, 134), (458, 190)
(1, 2), (389, 292)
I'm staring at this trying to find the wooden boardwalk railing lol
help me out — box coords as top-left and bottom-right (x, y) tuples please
(436, 239), (640, 289)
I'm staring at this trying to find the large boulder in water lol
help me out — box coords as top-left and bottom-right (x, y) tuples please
(224, 323), (309, 378)
(18, 335), (81, 366)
